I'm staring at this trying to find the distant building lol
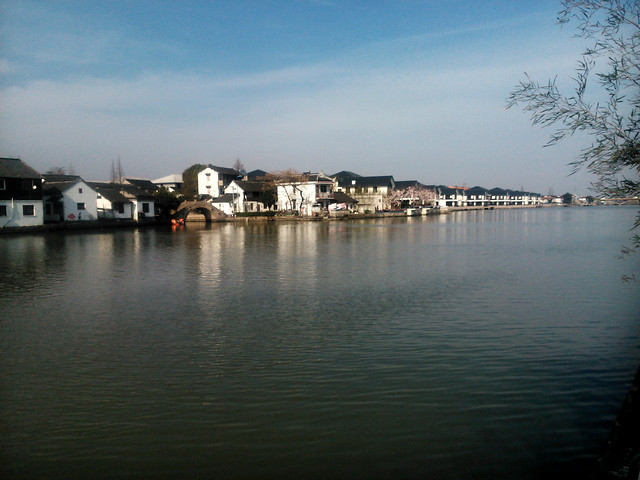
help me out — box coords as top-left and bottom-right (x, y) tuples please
(244, 169), (269, 181)
(0, 157), (44, 228)
(329, 191), (358, 212)
(88, 182), (155, 221)
(276, 172), (334, 215)
(225, 180), (272, 213)
(43, 174), (99, 222)
(125, 178), (159, 193)
(153, 174), (184, 193)
(197, 165), (243, 198)
(335, 175), (396, 212)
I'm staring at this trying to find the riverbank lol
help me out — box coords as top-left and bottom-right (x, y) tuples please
(593, 366), (640, 479)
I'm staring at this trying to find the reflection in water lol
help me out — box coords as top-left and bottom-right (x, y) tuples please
(1, 207), (639, 480)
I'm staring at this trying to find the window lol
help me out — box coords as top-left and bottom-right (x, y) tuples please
(117, 203), (125, 214)
(97, 194), (102, 199)
(142, 202), (149, 213)
(78, 188), (83, 194)
(45, 204), (52, 215)
(77, 203), (85, 210)
(23, 205), (35, 216)
(0, 205), (6, 216)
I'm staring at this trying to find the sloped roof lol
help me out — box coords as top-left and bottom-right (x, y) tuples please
(304, 172), (334, 182)
(126, 178), (158, 192)
(231, 180), (268, 193)
(97, 188), (131, 204)
(245, 169), (269, 180)
(153, 174), (183, 184)
(87, 181), (152, 201)
(429, 185), (465, 195)
(43, 174), (83, 183)
(211, 193), (238, 203)
(394, 180), (429, 190)
(332, 191), (358, 204)
(338, 175), (395, 188)
(466, 186), (488, 195)
(208, 165), (243, 177)
(331, 171), (362, 183)
(0, 157), (41, 179)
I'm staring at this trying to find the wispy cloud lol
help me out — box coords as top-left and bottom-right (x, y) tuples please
(0, 1), (594, 192)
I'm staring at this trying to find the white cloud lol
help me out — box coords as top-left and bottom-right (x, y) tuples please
(0, 10), (596, 193)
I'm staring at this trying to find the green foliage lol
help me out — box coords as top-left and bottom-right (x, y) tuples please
(153, 187), (183, 220)
(181, 164), (207, 200)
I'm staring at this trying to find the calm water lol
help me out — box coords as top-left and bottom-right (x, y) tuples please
(1, 207), (639, 479)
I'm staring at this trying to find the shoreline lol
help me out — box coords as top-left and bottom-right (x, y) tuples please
(0, 204), (623, 235)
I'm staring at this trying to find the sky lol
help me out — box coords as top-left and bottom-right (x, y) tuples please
(0, 0), (600, 194)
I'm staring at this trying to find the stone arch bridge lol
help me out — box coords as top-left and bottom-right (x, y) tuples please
(174, 200), (227, 223)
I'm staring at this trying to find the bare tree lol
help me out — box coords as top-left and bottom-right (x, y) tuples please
(261, 170), (311, 212)
(111, 156), (125, 189)
(232, 157), (245, 173)
(45, 166), (67, 175)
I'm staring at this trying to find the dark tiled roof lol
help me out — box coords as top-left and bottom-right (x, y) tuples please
(246, 169), (269, 179)
(209, 165), (243, 177)
(43, 174), (83, 183)
(333, 191), (358, 204)
(211, 193), (238, 203)
(466, 186), (488, 195)
(126, 178), (158, 192)
(338, 175), (395, 188)
(0, 157), (41, 179)
(87, 181), (152, 201)
(98, 188), (131, 204)
(121, 183), (154, 200)
(331, 171), (362, 183)
(395, 180), (429, 190)
(231, 181), (268, 193)
(430, 185), (464, 195)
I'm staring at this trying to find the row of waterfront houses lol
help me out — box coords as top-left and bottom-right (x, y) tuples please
(196, 166), (543, 217)
(1, 157), (544, 229)
(0, 158), (163, 228)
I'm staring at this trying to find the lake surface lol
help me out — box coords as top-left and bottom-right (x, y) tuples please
(1, 206), (639, 479)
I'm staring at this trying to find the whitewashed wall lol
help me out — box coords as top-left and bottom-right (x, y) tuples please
(0, 199), (43, 227)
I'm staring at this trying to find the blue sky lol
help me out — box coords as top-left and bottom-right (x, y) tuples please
(1, 0), (597, 194)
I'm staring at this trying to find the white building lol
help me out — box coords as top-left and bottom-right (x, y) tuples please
(276, 172), (334, 216)
(43, 175), (98, 222)
(197, 165), (243, 198)
(224, 180), (271, 213)
(89, 182), (155, 221)
(334, 175), (396, 212)
(0, 157), (44, 228)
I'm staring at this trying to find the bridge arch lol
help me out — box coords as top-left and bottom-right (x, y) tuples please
(174, 200), (227, 223)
